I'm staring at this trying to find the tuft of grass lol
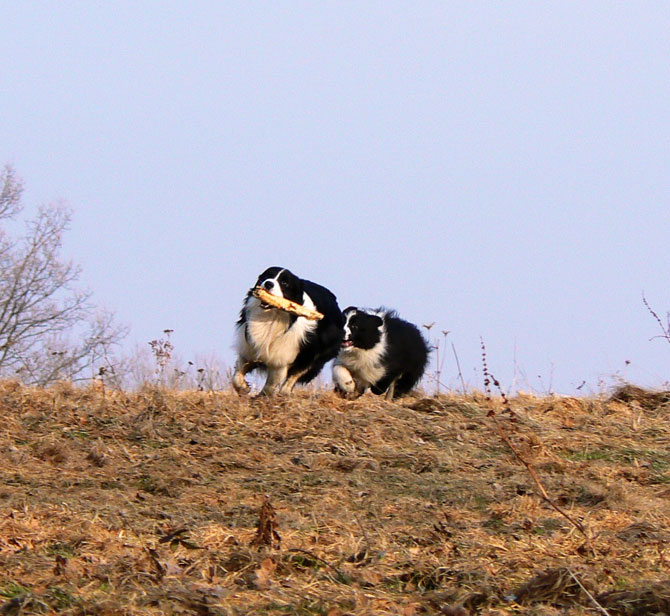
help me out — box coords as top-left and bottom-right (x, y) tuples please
(46, 586), (76, 610)
(0, 581), (29, 599)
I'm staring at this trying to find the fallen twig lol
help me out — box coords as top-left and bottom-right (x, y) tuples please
(567, 568), (612, 616)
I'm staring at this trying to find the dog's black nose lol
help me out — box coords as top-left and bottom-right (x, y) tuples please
(263, 280), (274, 290)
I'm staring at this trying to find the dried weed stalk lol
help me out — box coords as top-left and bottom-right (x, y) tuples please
(643, 293), (670, 345)
(148, 329), (174, 386)
(480, 339), (593, 550)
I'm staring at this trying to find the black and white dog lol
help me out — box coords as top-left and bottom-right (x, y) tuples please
(233, 267), (345, 396)
(332, 307), (429, 400)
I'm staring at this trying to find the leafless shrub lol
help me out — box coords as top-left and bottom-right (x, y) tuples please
(0, 165), (127, 385)
(122, 335), (230, 391)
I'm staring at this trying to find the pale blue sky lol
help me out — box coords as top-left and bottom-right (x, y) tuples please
(2, 2), (670, 393)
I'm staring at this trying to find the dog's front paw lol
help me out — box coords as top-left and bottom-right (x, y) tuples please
(232, 373), (251, 395)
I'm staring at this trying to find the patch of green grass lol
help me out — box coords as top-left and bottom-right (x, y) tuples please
(99, 479), (123, 490)
(483, 517), (505, 532)
(46, 586), (76, 610)
(395, 565), (452, 591)
(530, 517), (566, 536)
(5, 473), (31, 486)
(613, 576), (632, 590)
(473, 493), (492, 511)
(142, 439), (170, 449)
(134, 474), (172, 495)
(283, 553), (322, 571)
(298, 473), (332, 487)
(44, 541), (80, 558)
(260, 600), (334, 615)
(62, 428), (89, 440)
(562, 449), (615, 462)
(483, 444), (512, 457)
(0, 581), (29, 599)
(649, 457), (670, 471)
(90, 416), (118, 428)
(617, 448), (670, 465)
(560, 447), (670, 466)
(538, 517), (565, 533)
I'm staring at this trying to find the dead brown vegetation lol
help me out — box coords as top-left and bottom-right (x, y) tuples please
(1, 381), (670, 614)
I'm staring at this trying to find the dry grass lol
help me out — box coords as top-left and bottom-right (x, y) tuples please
(1, 381), (670, 614)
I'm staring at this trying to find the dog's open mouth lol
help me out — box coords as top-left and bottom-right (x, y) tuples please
(341, 340), (353, 349)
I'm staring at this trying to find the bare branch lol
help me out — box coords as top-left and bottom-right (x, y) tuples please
(0, 165), (127, 385)
(0, 165), (23, 221)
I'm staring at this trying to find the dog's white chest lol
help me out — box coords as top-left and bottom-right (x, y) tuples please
(238, 296), (317, 368)
(338, 343), (387, 385)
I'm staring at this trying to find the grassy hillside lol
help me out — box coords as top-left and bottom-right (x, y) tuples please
(1, 381), (670, 615)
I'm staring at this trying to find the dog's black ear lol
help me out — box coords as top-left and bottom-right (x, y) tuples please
(293, 276), (305, 296)
(371, 315), (384, 329)
(343, 306), (357, 315)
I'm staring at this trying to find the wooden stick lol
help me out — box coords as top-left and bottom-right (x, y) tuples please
(252, 287), (324, 321)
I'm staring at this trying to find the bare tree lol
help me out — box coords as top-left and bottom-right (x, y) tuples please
(0, 165), (128, 385)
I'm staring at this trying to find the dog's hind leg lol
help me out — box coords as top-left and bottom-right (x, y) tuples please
(259, 365), (288, 396)
(279, 368), (310, 394)
(385, 377), (399, 401)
